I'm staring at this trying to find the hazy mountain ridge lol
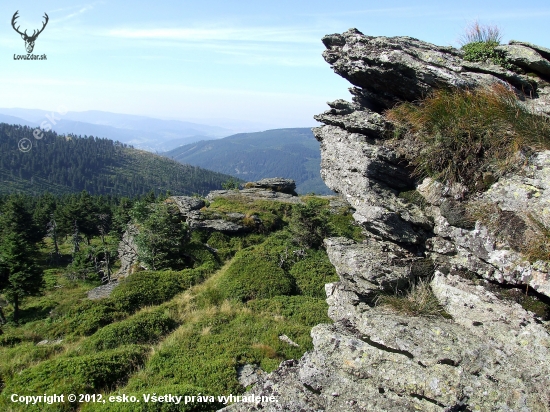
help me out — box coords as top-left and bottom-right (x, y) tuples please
(0, 109), (232, 152)
(165, 128), (332, 195)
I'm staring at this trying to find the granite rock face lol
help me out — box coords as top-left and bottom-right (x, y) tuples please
(207, 189), (302, 204)
(243, 178), (298, 195)
(222, 30), (550, 412)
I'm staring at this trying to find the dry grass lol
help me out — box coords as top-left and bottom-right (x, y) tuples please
(459, 20), (502, 46)
(386, 84), (550, 191)
(523, 214), (550, 262)
(375, 279), (447, 318)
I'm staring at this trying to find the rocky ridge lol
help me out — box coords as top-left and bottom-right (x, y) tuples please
(88, 178), (305, 296)
(222, 30), (550, 411)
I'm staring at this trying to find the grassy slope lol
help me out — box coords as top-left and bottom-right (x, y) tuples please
(0, 196), (360, 412)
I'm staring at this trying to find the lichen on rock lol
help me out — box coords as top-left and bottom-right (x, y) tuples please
(222, 29), (550, 412)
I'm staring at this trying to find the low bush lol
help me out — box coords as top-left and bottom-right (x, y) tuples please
(218, 249), (295, 301)
(82, 310), (177, 352)
(126, 309), (312, 396)
(328, 211), (365, 242)
(289, 198), (334, 248)
(49, 299), (124, 337)
(110, 270), (204, 312)
(458, 21), (511, 67)
(185, 241), (220, 270)
(0, 342), (64, 384)
(0, 345), (148, 411)
(288, 250), (338, 298)
(386, 84), (550, 191)
(462, 41), (511, 68)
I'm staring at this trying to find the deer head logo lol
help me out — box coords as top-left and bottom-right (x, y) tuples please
(11, 11), (49, 54)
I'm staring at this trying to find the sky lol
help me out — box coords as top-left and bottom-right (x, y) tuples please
(1, 0), (549, 130)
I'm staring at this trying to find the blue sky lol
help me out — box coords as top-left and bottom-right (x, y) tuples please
(1, 0), (549, 130)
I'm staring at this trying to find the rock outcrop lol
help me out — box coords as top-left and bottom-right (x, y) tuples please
(243, 178), (298, 195)
(97, 179), (303, 284)
(222, 30), (550, 412)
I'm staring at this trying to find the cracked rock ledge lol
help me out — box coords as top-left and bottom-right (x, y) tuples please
(221, 29), (550, 412)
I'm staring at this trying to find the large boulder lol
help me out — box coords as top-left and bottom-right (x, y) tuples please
(243, 178), (298, 195)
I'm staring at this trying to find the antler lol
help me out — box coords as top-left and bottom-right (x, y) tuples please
(29, 13), (49, 40)
(11, 11), (27, 37)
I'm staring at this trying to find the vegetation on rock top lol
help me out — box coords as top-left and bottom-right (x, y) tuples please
(386, 84), (550, 191)
(0, 190), (359, 411)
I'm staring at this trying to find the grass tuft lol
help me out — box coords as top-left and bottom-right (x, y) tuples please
(375, 279), (448, 318)
(386, 84), (550, 191)
(459, 20), (502, 46)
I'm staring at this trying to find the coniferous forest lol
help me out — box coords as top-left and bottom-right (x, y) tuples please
(0, 123), (234, 197)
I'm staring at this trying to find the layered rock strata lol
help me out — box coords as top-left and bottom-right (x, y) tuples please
(222, 29), (550, 412)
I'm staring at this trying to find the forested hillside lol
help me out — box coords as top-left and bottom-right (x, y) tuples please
(164, 128), (332, 194)
(0, 123), (233, 197)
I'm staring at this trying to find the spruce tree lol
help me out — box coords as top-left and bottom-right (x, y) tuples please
(0, 196), (44, 323)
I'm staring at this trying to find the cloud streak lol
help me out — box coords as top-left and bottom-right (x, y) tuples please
(51, 3), (98, 23)
(106, 26), (321, 44)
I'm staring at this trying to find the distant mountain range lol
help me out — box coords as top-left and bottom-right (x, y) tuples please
(0, 111), (329, 195)
(0, 109), (235, 152)
(0, 123), (233, 197)
(164, 128), (332, 195)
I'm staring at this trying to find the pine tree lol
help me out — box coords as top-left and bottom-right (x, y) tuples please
(0, 232), (43, 323)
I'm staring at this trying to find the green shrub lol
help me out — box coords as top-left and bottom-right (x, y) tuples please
(462, 41), (511, 68)
(386, 84), (550, 191)
(0, 345), (148, 411)
(329, 212), (364, 241)
(81, 384), (218, 411)
(185, 241), (220, 270)
(206, 232), (230, 249)
(218, 249), (294, 301)
(289, 198), (334, 248)
(133, 202), (189, 270)
(110, 270), (203, 312)
(49, 299), (124, 337)
(289, 250), (338, 298)
(457, 21), (507, 66)
(128, 310), (312, 396)
(252, 230), (298, 270)
(221, 177), (241, 190)
(0, 342), (64, 384)
(82, 311), (177, 351)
